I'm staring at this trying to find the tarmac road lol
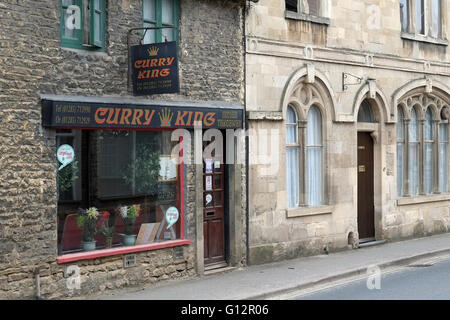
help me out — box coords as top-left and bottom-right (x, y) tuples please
(294, 255), (450, 300)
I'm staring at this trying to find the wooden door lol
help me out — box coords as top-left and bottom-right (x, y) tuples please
(357, 132), (375, 241)
(203, 155), (226, 267)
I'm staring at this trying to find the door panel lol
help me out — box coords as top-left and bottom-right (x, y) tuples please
(203, 145), (226, 266)
(357, 132), (375, 240)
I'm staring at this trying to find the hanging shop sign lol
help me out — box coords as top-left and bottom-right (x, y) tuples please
(131, 41), (179, 96)
(41, 100), (244, 129)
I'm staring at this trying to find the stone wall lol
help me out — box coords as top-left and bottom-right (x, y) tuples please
(0, 0), (245, 299)
(245, 0), (450, 264)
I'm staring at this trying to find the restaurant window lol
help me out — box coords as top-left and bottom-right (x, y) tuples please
(60, 0), (106, 50)
(142, 0), (178, 44)
(57, 129), (184, 255)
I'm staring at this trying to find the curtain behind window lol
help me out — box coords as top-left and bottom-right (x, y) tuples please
(439, 123), (448, 192)
(286, 106), (300, 208)
(397, 107), (405, 196)
(424, 109), (434, 194)
(306, 106), (322, 206)
(409, 108), (419, 195)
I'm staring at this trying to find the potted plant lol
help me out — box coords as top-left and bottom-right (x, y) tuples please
(117, 204), (140, 246)
(98, 211), (115, 248)
(77, 207), (99, 251)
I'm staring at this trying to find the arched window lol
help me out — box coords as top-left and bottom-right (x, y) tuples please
(409, 108), (419, 196)
(286, 105), (299, 208)
(439, 120), (448, 192)
(306, 106), (323, 206)
(424, 108), (434, 194)
(357, 100), (377, 123)
(397, 106), (405, 196)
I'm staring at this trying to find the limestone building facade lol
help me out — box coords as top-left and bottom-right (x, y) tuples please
(245, 0), (450, 264)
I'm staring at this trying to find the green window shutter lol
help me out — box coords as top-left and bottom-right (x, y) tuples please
(90, 0), (105, 48)
(61, 0), (83, 48)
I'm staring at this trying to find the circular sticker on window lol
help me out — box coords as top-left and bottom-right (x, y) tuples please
(206, 194), (212, 205)
(57, 144), (75, 171)
(165, 206), (179, 229)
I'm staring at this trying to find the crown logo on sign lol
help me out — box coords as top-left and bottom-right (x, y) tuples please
(159, 108), (173, 127)
(148, 46), (159, 56)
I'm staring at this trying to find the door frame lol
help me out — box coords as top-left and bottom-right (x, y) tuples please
(357, 123), (383, 242)
(194, 128), (244, 274)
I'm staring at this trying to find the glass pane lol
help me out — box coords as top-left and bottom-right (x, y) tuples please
(307, 0), (321, 16)
(286, 125), (297, 144)
(143, 22), (156, 44)
(358, 100), (376, 123)
(425, 108), (433, 140)
(409, 142), (419, 195)
(94, 12), (101, 43)
(94, 0), (100, 10)
(63, 4), (79, 39)
(307, 105), (322, 146)
(214, 192), (223, 207)
(214, 174), (222, 189)
(162, 27), (174, 42)
(57, 129), (182, 255)
(416, 0), (425, 34)
(162, 0), (174, 24)
(143, 0), (156, 21)
(440, 123), (448, 192)
(431, 0), (441, 38)
(286, 147), (299, 208)
(397, 107), (404, 141)
(205, 193), (213, 207)
(306, 146), (322, 206)
(400, 0), (409, 32)
(439, 142), (448, 192)
(57, 136), (80, 201)
(397, 143), (404, 196)
(286, 106), (298, 144)
(424, 142), (433, 194)
(62, 0), (77, 6)
(286, 0), (298, 12)
(440, 123), (449, 142)
(409, 108), (419, 142)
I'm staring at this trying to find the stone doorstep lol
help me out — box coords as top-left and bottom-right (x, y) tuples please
(358, 240), (386, 248)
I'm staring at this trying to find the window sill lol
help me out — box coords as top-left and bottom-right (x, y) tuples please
(401, 33), (448, 46)
(286, 205), (334, 218)
(285, 10), (330, 25)
(57, 239), (191, 264)
(397, 194), (450, 206)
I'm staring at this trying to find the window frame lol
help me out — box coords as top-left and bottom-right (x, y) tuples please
(285, 103), (325, 209)
(397, 103), (449, 199)
(56, 128), (189, 264)
(142, 0), (179, 45)
(60, 0), (106, 51)
(400, 0), (447, 45)
(285, 0), (330, 25)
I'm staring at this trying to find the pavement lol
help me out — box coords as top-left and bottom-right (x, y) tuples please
(95, 233), (450, 300)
